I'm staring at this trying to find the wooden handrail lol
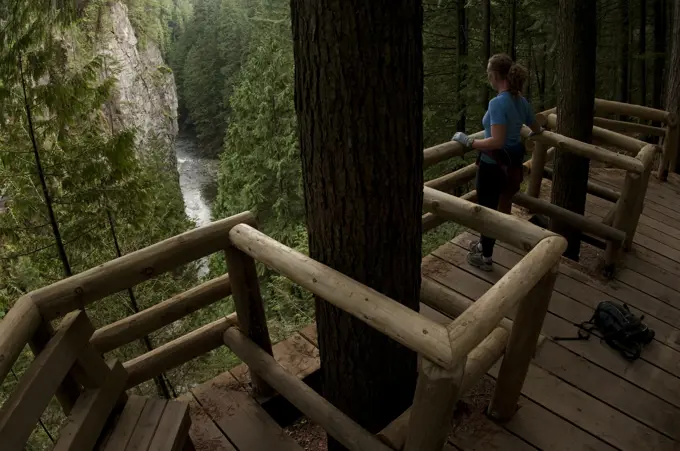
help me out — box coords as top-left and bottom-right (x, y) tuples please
(0, 311), (92, 449)
(124, 314), (238, 388)
(522, 127), (645, 173)
(91, 275), (232, 353)
(228, 224), (454, 369)
(593, 117), (666, 137)
(29, 211), (255, 320)
(594, 98), (674, 124)
(0, 298), (42, 385)
(423, 186), (554, 251)
(425, 163), (477, 191)
(543, 112), (646, 154)
(423, 131), (485, 168)
(512, 192), (625, 243)
(445, 236), (566, 368)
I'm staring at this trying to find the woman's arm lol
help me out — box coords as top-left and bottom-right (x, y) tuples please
(471, 124), (507, 150)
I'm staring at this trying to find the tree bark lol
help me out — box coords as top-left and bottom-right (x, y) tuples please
(291, 1), (423, 449)
(551, 0), (597, 261)
(640, 0), (647, 106)
(619, 0), (631, 112)
(457, 0), (468, 132)
(482, 0), (491, 109)
(667, 0), (680, 172)
(653, 0), (666, 110)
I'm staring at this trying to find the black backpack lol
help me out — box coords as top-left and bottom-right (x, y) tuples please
(555, 301), (655, 360)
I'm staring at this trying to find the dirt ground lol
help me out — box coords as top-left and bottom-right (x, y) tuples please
(285, 417), (328, 451)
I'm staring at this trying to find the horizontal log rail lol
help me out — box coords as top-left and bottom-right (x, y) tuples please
(423, 131), (485, 169)
(512, 192), (625, 243)
(593, 117), (666, 137)
(594, 98), (675, 125)
(521, 127), (645, 174)
(29, 211), (255, 321)
(424, 162), (477, 192)
(228, 223), (453, 368)
(423, 186), (554, 251)
(540, 166), (621, 202)
(223, 327), (393, 451)
(91, 275), (232, 353)
(543, 113), (646, 155)
(124, 314), (238, 388)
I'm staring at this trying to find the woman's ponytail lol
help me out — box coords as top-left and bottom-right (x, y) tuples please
(507, 63), (528, 95)
(488, 53), (528, 96)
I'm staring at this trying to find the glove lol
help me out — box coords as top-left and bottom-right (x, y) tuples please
(452, 132), (473, 148)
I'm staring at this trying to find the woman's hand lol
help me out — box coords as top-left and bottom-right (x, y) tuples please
(452, 132), (474, 148)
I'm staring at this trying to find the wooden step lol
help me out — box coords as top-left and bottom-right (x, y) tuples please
(97, 396), (191, 451)
(189, 372), (302, 451)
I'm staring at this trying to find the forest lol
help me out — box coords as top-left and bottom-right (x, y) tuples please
(0, 0), (678, 449)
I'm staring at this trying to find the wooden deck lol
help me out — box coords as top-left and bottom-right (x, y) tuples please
(181, 170), (680, 451)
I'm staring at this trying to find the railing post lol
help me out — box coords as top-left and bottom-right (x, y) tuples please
(625, 146), (657, 250)
(658, 120), (678, 180)
(404, 356), (465, 451)
(527, 141), (547, 199)
(224, 243), (274, 396)
(604, 170), (639, 269)
(28, 320), (82, 414)
(488, 264), (557, 421)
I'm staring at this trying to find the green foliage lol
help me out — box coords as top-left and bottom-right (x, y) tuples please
(168, 0), (289, 153)
(0, 2), (204, 448)
(209, 10), (314, 340)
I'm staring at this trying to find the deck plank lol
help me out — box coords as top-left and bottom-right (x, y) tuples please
(488, 361), (678, 451)
(622, 252), (680, 291)
(425, 248), (680, 410)
(229, 332), (319, 387)
(441, 236), (680, 359)
(191, 372), (302, 451)
(504, 397), (616, 451)
(176, 393), (237, 451)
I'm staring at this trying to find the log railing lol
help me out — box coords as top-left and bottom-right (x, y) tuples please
(0, 200), (566, 451)
(529, 110), (660, 268)
(423, 100), (667, 274)
(592, 98), (678, 179)
(4, 100), (667, 450)
(0, 212), (256, 450)
(222, 190), (565, 451)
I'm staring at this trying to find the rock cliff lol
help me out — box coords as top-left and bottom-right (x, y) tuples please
(99, 2), (178, 158)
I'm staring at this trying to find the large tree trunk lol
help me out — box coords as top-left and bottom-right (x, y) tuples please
(667, 0), (680, 172)
(290, 1), (423, 449)
(457, 0), (468, 132)
(653, 0), (666, 110)
(551, 0), (597, 261)
(619, 0), (630, 110)
(640, 0), (647, 105)
(482, 0), (491, 109)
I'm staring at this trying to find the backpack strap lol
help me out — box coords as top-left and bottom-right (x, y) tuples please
(552, 321), (596, 341)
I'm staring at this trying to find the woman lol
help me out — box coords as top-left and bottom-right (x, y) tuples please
(452, 53), (542, 271)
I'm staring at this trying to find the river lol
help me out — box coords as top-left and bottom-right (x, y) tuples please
(174, 134), (219, 275)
